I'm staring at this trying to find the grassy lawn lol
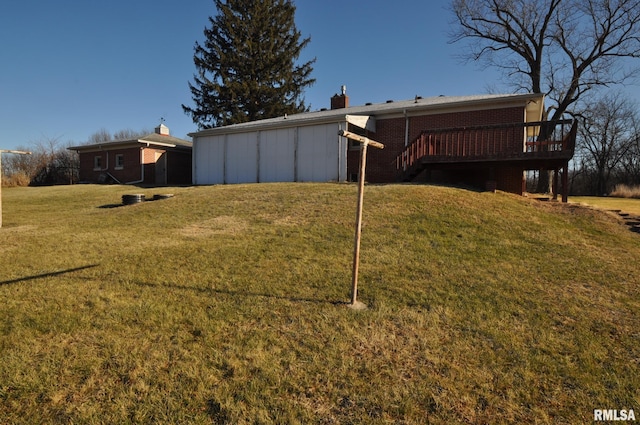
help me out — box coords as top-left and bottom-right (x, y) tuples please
(1, 183), (639, 424)
(569, 196), (640, 216)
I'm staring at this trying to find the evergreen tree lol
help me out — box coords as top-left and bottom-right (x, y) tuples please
(183, 0), (315, 128)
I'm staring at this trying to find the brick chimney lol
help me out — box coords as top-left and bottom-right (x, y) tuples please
(331, 85), (349, 110)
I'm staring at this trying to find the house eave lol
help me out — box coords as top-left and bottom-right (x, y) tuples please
(188, 113), (358, 137)
(67, 141), (143, 152)
(68, 138), (191, 153)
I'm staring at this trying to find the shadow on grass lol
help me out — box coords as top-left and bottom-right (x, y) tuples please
(0, 264), (99, 286)
(134, 281), (346, 306)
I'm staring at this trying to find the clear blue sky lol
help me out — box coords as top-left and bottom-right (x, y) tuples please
(0, 0), (621, 151)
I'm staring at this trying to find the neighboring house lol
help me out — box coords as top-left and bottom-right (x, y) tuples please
(69, 124), (192, 185)
(190, 90), (576, 200)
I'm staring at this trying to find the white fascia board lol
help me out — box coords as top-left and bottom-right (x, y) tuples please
(346, 115), (376, 132)
(138, 140), (177, 148)
(524, 95), (544, 122)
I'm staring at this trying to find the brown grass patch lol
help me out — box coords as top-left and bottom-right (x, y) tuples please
(179, 215), (249, 237)
(0, 224), (38, 233)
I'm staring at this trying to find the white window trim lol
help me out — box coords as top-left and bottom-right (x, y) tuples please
(114, 154), (124, 170)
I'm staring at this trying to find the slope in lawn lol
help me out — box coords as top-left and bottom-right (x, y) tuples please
(0, 183), (639, 424)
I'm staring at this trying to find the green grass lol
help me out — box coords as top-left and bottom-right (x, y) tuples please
(1, 183), (639, 424)
(569, 195), (640, 216)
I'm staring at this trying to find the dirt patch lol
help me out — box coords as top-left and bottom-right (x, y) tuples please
(537, 199), (617, 221)
(179, 216), (249, 238)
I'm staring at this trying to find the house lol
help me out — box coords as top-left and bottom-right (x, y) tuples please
(190, 89), (576, 200)
(69, 124), (192, 185)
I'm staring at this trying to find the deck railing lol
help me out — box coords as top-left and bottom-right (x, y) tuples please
(396, 119), (576, 171)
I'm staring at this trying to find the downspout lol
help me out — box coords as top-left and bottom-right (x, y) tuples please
(223, 134), (228, 184)
(97, 146), (121, 182)
(192, 138), (197, 185)
(256, 131), (261, 183)
(98, 145), (109, 171)
(404, 109), (409, 147)
(125, 145), (146, 185)
(403, 110), (410, 173)
(339, 120), (349, 182)
(293, 128), (298, 182)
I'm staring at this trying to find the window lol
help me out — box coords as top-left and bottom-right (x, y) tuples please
(349, 139), (361, 150)
(346, 124), (367, 151)
(115, 154), (124, 170)
(93, 156), (102, 170)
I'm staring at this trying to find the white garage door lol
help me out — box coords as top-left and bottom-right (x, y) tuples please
(259, 128), (296, 183)
(297, 123), (341, 182)
(194, 135), (225, 185)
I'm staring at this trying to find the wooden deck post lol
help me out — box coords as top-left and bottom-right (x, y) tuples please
(338, 130), (384, 308)
(562, 162), (569, 203)
(0, 150), (32, 228)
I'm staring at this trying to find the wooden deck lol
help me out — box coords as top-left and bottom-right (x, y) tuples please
(396, 119), (577, 180)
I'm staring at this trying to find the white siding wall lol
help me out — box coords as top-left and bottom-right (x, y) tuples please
(193, 122), (346, 185)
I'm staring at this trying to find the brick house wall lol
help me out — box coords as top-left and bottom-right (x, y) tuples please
(78, 147), (174, 184)
(78, 146), (192, 185)
(496, 166), (526, 194)
(79, 147), (145, 183)
(78, 153), (100, 182)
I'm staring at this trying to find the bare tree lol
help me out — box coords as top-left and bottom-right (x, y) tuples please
(620, 128), (640, 185)
(85, 128), (151, 144)
(2, 145), (36, 186)
(450, 0), (640, 190)
(86, 128), (112, 144)
(450, 0), (640, 119)
(1, 136), (79, 186)
(112, 128), (151, 140)
(576, 92), (639, 194)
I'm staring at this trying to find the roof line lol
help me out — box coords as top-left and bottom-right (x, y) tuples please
(190, 93), (544, 137)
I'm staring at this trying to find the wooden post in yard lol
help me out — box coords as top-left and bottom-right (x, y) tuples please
(0, 150), (32, 228)
(338, 130), (384, 309)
